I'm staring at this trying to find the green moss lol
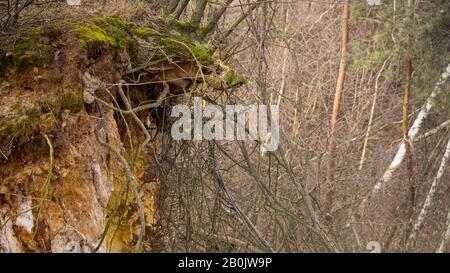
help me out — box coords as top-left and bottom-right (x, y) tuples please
(11, 28), (51, 69)
(75, 24), (117, 47)
(0, 84), (85, 150)
(74, 16), (212, 64)
(15, 117), (39, 139)
(75, 16), (137, 49)
(40, 85), (84, 114)
(205, 75), (223, 89)
(225, 70), (235, 83)
(14, 29), (44, 54)
(190, 45), (213, 65)
(198, 27), (212, 40)
(132, 27), (161, 38)
(14, 40), (32, 54)
(14, 29), (50, 55)
(0, 110), (40, 144)
(173, 19), (198, 33)
(91, 16), (129, 29)
(58, 86), (84, 112)
(225, 69), (248, 86)
(159, 34), (213, 65)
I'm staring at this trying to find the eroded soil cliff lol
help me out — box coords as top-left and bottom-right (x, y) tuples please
(0, 17), (157, 252)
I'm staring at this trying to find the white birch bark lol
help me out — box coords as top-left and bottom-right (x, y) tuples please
(437, 211), (450, 253)
(381, 63), (450, 186)
(407, 137), (450, 248)
(415, 119), (450, 141)
(368, 63), (450, 198)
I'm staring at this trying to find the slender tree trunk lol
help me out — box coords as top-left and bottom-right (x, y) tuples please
(165, 0), (180, 16)
(201, 0), (233, 38)
(403, 58), (415, 237)
(326, 0), (350, 210)
(216, 1), (260, 44)
(359, 58), (389, 170)
(276, 5), (290, 107)
(190, 0), (208, 27)
(166, 0), (190, 26)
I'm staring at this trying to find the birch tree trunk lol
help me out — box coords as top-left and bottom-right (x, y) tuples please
(437, 211), (450, 253)
(406, 137), (450, 249)
(358, 63), (450, 214)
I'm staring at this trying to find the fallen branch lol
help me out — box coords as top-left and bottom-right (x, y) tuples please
(415, 119), (450, 141)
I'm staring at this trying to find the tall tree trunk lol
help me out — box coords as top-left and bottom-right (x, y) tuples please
(201, 0), (234, 38)
(190, 0), (208, 27)
(326, 0), (350, 211)
(403, 57), (415, 240)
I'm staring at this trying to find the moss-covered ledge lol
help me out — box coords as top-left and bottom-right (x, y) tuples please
(0, 15), (247, 156)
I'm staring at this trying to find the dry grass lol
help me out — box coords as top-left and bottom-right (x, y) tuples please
(90, 0), (148, 21)
(8, 0), (154, 30)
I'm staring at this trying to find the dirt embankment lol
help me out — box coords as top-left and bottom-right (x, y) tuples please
(0, 17), (154, 252)
(0, 11), (246, 252)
